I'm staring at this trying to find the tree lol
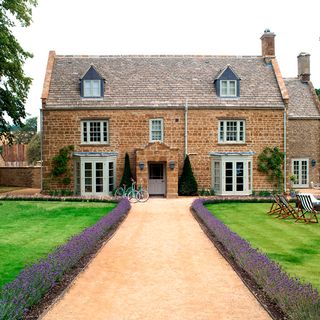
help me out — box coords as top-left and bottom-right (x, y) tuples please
(178, 155), (198, 196)
(0, 0), (38, 142)
(119, 153), (133, 188)
(315, 88), (320, 100)
(11, 116), (37, 144)
(258, 146), (284, 191)
(26, 132), (40, 164)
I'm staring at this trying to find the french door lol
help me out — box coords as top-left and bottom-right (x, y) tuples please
(212, 156), (252, 195)
(74, 157), (116, 196)
(292, 159), (309, 188)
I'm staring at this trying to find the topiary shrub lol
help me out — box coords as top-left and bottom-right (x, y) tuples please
(119, 153), (134, 188)
(178, 155), (198, 196)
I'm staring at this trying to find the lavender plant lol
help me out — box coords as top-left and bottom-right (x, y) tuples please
(0, 198), (130, 319)
(191, 198), (320, 320)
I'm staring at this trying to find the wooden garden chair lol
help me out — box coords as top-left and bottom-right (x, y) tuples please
(268, 194), (283, 216)
(277, 194), (302, 220)
(296, 194), (319, 224)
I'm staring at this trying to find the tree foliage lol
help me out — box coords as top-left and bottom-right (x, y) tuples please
(119, 153), (133, 188)
(26, 132), (40, 164)
(178, 155), (198, 196)
(0, 0), (38, 141)
(258, 146), (284, 191)
(11, 116), (37, 144)
(315, 88), (320, 100)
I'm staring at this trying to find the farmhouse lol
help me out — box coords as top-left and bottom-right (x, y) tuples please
(41, 30), (320, 197)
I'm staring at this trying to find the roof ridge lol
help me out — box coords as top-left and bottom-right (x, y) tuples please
(55, 54), (262, 59)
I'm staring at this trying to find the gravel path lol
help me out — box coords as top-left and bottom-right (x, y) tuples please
(41, 198), (270, 320)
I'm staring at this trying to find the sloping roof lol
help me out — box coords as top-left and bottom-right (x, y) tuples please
(284, 78), (320, 118)
(45, 55), (285, 109)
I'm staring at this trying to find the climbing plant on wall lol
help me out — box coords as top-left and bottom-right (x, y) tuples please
(257, 146), (284, 192)
(51, 145), (74, 185)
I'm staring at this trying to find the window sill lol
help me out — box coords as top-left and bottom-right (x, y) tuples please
(149, 140), (164, 143)
(81, 97), (104, 101)
(218, 142), (246, 146)
(80, 143), (110, 146)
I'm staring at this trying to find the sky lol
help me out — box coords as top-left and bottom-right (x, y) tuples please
(13, 0), (320, 120)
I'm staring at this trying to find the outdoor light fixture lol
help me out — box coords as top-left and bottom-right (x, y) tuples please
(139, 161), (145, 170)
(311, 159), (316, 167)
(169, 160), (175, 170)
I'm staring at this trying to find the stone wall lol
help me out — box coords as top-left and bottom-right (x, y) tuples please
(42, 108), (285, 194)
(287, 119), (320, 186)
(0, 167), (41, 188)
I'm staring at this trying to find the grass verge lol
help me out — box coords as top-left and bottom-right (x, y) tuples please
(0, 201), (116, 287)
(205, 202), (320, 290)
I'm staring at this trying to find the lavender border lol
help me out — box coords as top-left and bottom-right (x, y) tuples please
(0, 198), (130, 319)
(191, 198), (320, 319)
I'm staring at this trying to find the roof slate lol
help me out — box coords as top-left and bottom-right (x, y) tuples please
(284, 79), (320, 118)
(46, 55), (285, 109)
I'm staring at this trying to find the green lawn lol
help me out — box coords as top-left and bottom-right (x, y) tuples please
(205, 202), (320, 290)
(0, 201), (116, 287)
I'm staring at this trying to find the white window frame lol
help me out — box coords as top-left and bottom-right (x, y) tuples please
(81, 120), (109, 144)
(220, 80), (237, 97)
(149, 118), (164, 142)
(74, 156), (116, 196)
(218, 120), (245, 143)
(211, 155), (253, 196)
(291, 158), (309, 188)
(83, 79), (101, 98)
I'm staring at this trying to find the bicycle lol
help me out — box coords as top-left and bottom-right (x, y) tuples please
(136, 179), (149, 202)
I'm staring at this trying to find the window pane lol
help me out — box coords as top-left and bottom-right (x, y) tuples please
(90, 122), (101, 142)
(226, 121), (237, 141)
(83, 80), (91, 96)
(219, 122), (224, 142)
(103, 122), (108, 142)
(221, 81), (228, 95)
(83, 122), (87, 142)
(229, 81), (236, 96)
(92, 80), (101, 96)
(151, 119), (163, 141)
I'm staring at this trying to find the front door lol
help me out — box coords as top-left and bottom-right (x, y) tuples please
(149, 163), (166, 195)
(292, 159), (309, 187)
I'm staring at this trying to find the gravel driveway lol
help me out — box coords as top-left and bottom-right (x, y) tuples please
(41, 198), (270, 320)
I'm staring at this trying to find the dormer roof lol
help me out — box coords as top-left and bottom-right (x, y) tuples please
(214, 64), (241, 81)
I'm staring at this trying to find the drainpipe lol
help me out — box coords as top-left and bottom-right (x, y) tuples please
(283, 104), (287, 192)
(40, 109), (43, 192)
(184, 98), (188, 157)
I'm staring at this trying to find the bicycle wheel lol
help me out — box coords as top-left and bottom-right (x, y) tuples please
(127, 190), (140, 203)
(115, 187), (125, 199)
(138, 189), (149, 202)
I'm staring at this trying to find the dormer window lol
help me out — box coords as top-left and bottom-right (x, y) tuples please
(214, 65), (240, 98)
(221, 80), (237, 97)
(83, 80), (101, 97)
(80, 66), (104, 98)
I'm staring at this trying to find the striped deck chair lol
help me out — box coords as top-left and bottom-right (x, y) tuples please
(296, 194), (319, 224)
(268, 194), (283, 216)
(277, 194), (303, 221)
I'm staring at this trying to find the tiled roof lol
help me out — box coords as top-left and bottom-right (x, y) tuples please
(46, 55), (285, 109)
(284, 78), (320, 118)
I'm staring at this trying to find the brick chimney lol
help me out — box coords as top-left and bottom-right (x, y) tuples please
(261, 29), (276, 57)
(298, 52), (310, 82)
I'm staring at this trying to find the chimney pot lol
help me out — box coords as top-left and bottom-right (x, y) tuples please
(261, 30), (276, 58)
(298, 52), (310, 82)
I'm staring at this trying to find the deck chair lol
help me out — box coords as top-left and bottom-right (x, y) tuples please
(296, 194), (319, 223)
(277, 194), (303, 221)
(268, 194), (283, 216)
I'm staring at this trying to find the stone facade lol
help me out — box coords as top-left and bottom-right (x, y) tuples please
(42, 108), (284, 195)
(287, 119), (320, 187)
